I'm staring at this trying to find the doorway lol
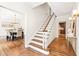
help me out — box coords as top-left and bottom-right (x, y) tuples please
(59, 22), (66, 37)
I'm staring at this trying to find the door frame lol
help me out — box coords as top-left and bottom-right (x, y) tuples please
(58, 22), (66, 37)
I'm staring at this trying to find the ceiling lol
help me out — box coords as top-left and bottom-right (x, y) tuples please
(0, 2), (78, 16)
(0, 2), (45, 14)
(48, 2), (77, 16)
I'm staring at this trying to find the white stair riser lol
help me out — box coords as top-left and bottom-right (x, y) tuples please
(28, 45), (49, 55)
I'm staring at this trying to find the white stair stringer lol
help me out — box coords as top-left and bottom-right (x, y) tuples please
(31, 41), (43, 46)
(28, 45), (49, 55)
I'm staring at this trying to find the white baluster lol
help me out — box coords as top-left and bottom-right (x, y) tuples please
(42, 32), (49, 49)
(43, 32), (45, 49)
(45, 32), (49, 49)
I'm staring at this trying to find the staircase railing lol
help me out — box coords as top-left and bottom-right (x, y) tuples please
(43, 13), (54, 32)
(40, 14), (53, 32)
(42, 13), (57, 49)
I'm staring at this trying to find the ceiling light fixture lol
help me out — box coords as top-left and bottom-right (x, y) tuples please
(69, 17), (72, 20)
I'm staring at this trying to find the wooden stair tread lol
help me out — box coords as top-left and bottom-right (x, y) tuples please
(34, 36), (43, 38)
(36, 33), (43, 35)
(32, 39), (43, 43)
(29, 43), (49, 51)
(43, 30), (48, 32)
(29, 43), (43, 49)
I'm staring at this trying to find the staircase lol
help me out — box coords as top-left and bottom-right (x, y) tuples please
(28, 12), (57, 55)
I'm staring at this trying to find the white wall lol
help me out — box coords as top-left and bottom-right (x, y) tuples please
(76, 17), (79, 56)
(25, 3), (50, 47)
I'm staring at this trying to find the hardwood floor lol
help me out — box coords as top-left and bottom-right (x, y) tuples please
(0, 39), (44, 56)
(0, 35), (76, 56)
(48, 35), (76, 56)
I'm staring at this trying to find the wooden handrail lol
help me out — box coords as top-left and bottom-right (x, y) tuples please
(42, 15), (50, 26)
(43, 13), (54, 32)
